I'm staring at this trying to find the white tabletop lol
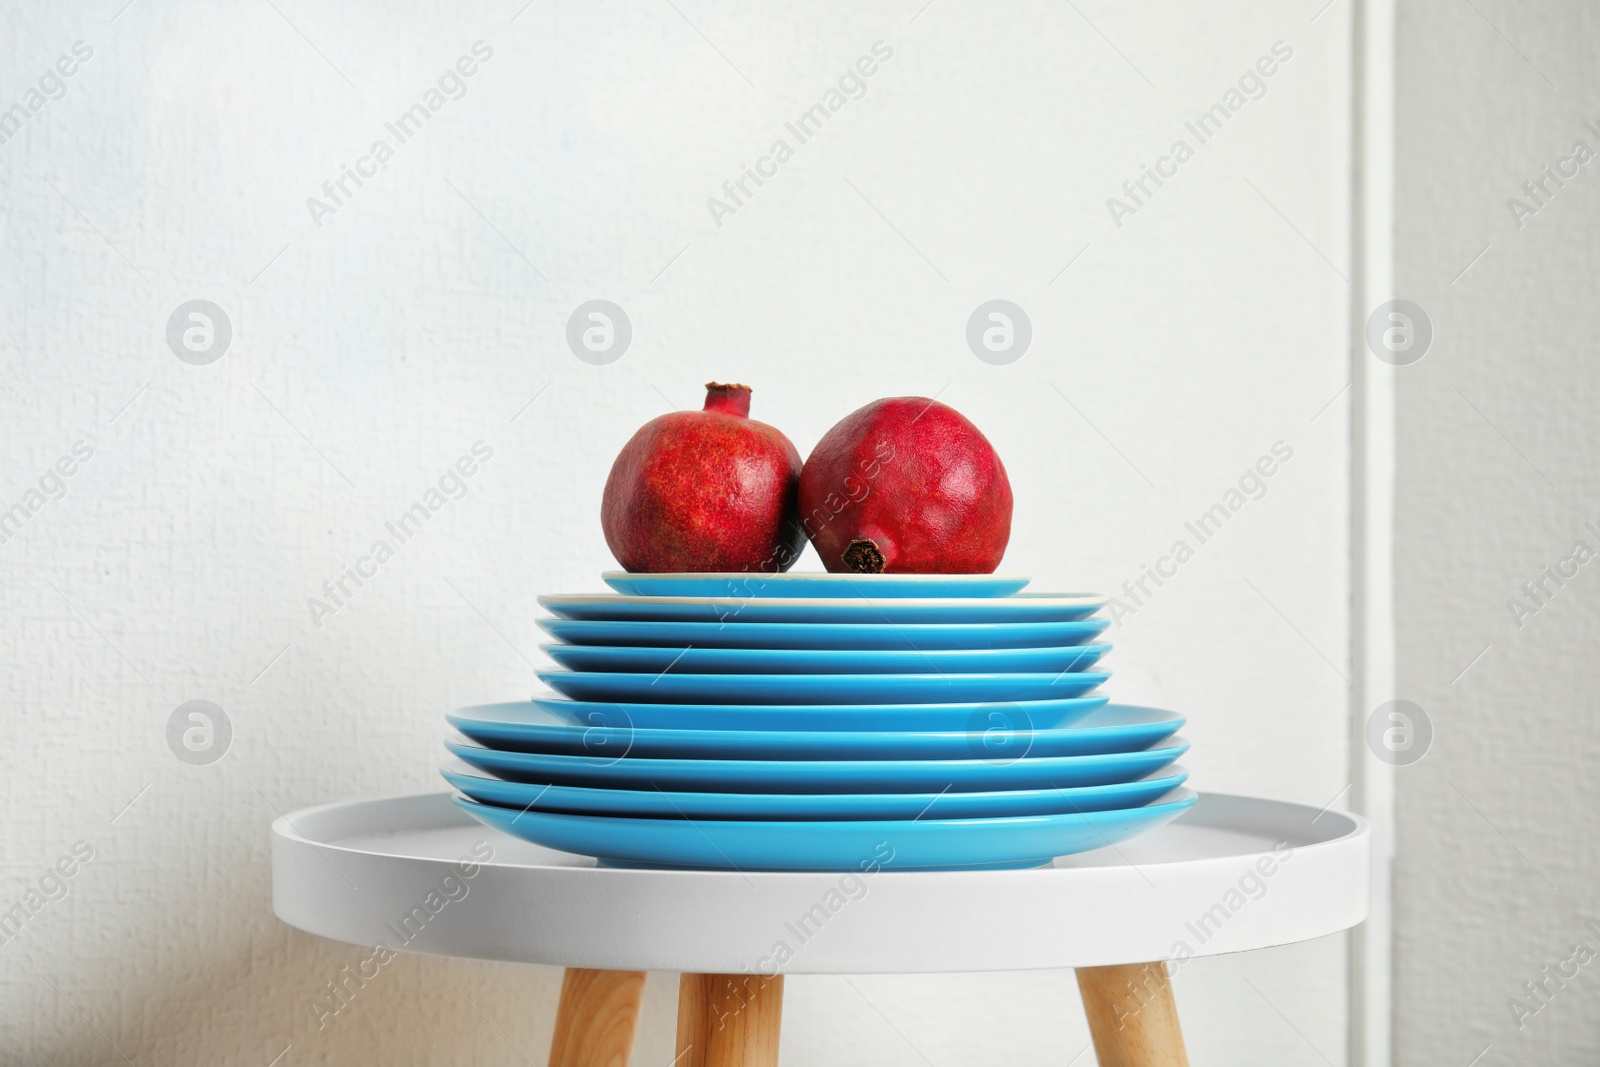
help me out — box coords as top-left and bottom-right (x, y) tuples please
(271, 792), (1369, 974)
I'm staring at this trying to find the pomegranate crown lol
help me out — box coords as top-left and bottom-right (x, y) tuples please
(703, 382), (752, 417)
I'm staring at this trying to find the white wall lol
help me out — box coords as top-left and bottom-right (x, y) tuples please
(0, 2), (1356, 1063)
(1394, 3), (1600, 1065)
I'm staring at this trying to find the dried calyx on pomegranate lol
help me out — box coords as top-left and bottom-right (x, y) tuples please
(601, 382), (805, 573)
(798, 396), (1013, 574)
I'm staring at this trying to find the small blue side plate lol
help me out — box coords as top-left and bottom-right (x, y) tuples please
(537, 618), (1110, 651)
(453, 788), (1198, 870)
(529, 695), (1109, 732)
(537, 592), (1106, 625)
(601, 571), (1031, 599)
(541, 642), (1110, 676)
(536, 670), (1109, 704)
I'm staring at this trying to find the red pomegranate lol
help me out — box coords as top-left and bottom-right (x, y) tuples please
(602, 383), (806, 573)
(799, 397), (1012, 573)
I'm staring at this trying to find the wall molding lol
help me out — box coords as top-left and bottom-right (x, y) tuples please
(1349, 0), (1397, 1063)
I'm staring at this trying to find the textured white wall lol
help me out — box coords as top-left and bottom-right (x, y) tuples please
(1394, 3), (1600, 1065)
(0, 1), (1355, 1063)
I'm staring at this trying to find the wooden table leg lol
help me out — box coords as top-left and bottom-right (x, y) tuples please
(549, 967), (647, 1067)
(676, 973), (784, 1067)
(1076, 962), (1189, 1067)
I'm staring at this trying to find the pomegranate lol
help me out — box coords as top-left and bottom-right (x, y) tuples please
(602, 382), (806, 573)
(799, 397), (1012, 573)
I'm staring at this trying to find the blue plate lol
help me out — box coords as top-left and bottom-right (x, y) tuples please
(453, 789), (1198, 870)
(531, 695), (1109, 731)
(541, 643), (1110, 676)
(602, 571), (1031, 599)
(445, 737), (1187, 793)
(537, 669), (1109, 704)
(538, 592), (1106, 624)
(538, 618), (1111, 650)
(448, 702), (1180, 759)
(442, 762), (1190, 819)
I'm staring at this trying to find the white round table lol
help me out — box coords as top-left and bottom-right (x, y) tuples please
(272, 792), (1369, 1067)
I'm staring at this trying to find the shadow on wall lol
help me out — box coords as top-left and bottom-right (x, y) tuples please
(30, 874), (568, 1065)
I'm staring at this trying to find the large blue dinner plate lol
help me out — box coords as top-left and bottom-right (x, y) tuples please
(602, 571), (1031, 599)
(537, 592), (1106, 624)
(538, 618), (1111, 650)
(537, 670), (1109, 704)
(453, 789), (1199, 870)
(529, 695), (1109, 732)
(445, 736), (1187, 793)
(442, 762), (1190, 819)
(448, 702), (1181, 759)
(540, 642), (1110, 676)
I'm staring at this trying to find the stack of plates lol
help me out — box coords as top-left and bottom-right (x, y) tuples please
(444, 571), (1195, 871)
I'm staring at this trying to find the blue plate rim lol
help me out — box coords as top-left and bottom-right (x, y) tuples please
(540, 592), (1107, 609)
(441, 761), (1193, 805)
(600, 570), (1035, 584)
(452, 785), (1199, 829)
(447, 700), (1179, 745)
(536, 670), (1115, 684)
(529, 694), (1110, 713)
(445, 734), (1190, 772)
(536, 642), (1113, 666)
(601, 571), (1033, 599)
